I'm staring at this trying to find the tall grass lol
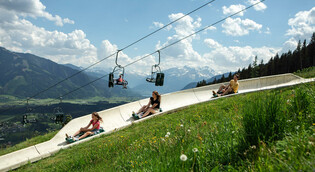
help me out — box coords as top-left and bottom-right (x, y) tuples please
(14, 82), (315, 171)
(294, 66), (315, 78)
(242, 92), (287, 147)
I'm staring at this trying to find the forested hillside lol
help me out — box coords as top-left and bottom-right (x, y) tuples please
(197, 32), (315, 87)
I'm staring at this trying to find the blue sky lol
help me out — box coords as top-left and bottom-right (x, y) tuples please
(0, 0), (314, 74)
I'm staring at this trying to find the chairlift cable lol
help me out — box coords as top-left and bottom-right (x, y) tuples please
(0, 0), (264, 115)
(47, 0), (266, 103)
(25, 0), (217, 101)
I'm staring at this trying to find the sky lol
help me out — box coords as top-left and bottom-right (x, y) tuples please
(0, 0), (314, 75)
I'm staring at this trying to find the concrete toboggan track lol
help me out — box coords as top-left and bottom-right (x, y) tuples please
(0, 73), (314, 171)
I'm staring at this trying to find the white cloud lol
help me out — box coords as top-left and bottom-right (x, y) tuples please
(222, 4), (246, 16)
(204, 38), (280, 73)
(265, 27), (271, 34)
(222, 18), (262, 36)
(282, 38), (298, 53)
(155, 13), (205, 69)
(286, 7), (315, 40)
(0, 7), (96, 67)
(153, 22), (164, 28)
(0, 0), (74, 26)
(247, 0), (267, 11)
(97, 40), (156, 75)
(281, 7), (315, 53)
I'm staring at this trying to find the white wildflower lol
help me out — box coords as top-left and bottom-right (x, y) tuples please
(187, 129), (191, 132)
(192, 148), (198, 153)
(180, 154), (187, 161)
(165, 135), (169, 138)
(167, 132), (171, 136)
(180, 124), (184, 127)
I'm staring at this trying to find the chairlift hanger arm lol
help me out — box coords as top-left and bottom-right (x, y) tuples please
(155, 50), (160, 67)
(115, 50), (122, 67)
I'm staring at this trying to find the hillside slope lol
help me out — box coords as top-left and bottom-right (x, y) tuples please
(0, 47), (139, 99)
(12, 81), (315, 171)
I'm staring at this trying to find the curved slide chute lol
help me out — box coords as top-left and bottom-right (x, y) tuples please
(0, 73), (314, 171)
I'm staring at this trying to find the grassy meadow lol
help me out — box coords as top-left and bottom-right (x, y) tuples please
(13, 80), (314, 171)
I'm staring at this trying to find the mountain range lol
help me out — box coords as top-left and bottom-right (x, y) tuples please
(83, 66), (217, 96)
(0, 47), (139, 99)
(0, 46), (218, 99)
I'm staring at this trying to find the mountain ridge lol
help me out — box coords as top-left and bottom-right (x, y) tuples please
(0, 47), (140, 99)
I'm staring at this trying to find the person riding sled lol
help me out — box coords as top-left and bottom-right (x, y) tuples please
(133, 91), (161, 119)
(213, 73), (240, 97)
(66, 112), (103, 141)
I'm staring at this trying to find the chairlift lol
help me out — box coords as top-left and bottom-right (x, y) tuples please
(22, 98), (37, 125)
(108, 50), (128, 89)
(52, 97), (64, 124)
(146, 50), (164, 86)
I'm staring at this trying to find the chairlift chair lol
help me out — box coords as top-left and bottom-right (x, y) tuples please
(22, 98), (37, 125)
(108, 50), (128, 89)
(146, 50), (164, 86)
(52, 97), (64, 124)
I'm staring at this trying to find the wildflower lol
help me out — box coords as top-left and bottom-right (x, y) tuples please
(192, 148), (198, 153)
(165, 135), (169, 138)
(313, 123), (315, 126)
(180, 154), (187, 161)
(287, 120), (292, 123)
(180, 124), (184, 127)
(232, 131), (235, 134)
(296, 125), (300, 130)
(167, 132), (171, 135)
(161, 138), (165, 142)
(187, 129), (191, 132)
(251, 145), (256, 149)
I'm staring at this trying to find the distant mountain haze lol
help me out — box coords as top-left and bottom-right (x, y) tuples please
(0, 47), (140, 99)
(68, 64), (217, 96)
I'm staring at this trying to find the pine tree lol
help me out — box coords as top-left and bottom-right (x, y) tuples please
(220, 74), (225, 83)
(296, 40), (302, 70)
(301, 39), (308, 68)
(307, 32), (315, 66)
(228, 72), (232, 80)
(251, 56), (259, 78)
(259, 59), (265, 76)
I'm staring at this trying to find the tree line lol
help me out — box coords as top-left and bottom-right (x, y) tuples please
(197, 32), (315, 87)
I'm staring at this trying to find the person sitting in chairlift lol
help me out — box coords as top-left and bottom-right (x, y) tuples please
(116, 74), (127, 88)
(213, 73), (240, 97)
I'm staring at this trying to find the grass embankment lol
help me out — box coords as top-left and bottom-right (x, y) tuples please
(294, 66), (315, 78)
(0, 130), (58, 156)
(14, 81), (314, 171)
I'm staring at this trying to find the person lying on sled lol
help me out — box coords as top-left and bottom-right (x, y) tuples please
(66, 112), (103, 141)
